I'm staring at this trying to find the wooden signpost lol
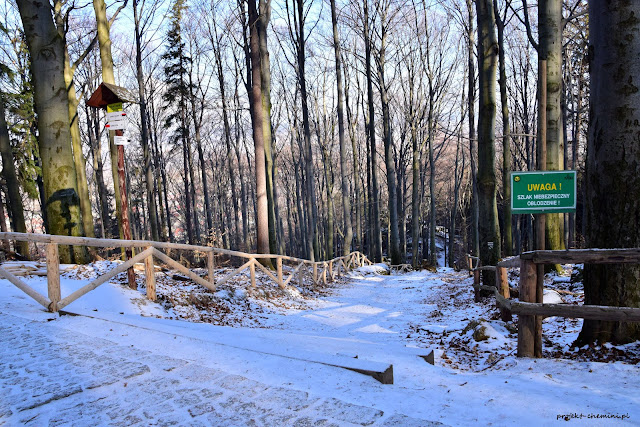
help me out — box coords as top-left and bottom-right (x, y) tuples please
(87, 83), (137, 289)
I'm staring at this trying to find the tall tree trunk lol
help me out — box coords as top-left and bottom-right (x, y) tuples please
(363, 0), (382, 262)
(467, 0), (480, 257)
(578, 0), (640, 344)
(247, 0), (270, 257)
(330, 0), (353, 256)
(293, 0), (319, 260)
(92, 0), (130, 243)
(476, 0), (501, 283)
(377, 6), (401, 265)
(0, 98), (29, 257)
(86, 103), (110, 237)
(494, 0), (512, 255)
(133, 0), (159, 241)
(540, 0), (565, 251)
(17, 0), (86, 263)
(257, 0), (277, 255)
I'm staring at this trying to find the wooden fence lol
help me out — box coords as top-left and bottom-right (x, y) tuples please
(0, 232), (372, 313)
(471, 249), (640, 358)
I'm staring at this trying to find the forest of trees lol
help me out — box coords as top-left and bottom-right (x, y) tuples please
(1, 0), (639, 343)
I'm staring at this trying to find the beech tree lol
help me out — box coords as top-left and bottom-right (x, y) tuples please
(578, 0), (640, 344)
(16, 0), (87, 263)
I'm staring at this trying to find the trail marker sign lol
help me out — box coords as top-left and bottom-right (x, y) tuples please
(511, 170), (576, 214)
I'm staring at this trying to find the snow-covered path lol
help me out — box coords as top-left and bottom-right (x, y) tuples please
(1, 266), (638, 425)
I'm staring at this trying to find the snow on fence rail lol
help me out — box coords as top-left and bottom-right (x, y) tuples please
(470, 249), (640, 359)
(0, 232), (372, 313)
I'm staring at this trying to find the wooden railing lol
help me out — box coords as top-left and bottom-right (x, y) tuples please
(0, 232), (372, 313)
(471, 249), (640, 358)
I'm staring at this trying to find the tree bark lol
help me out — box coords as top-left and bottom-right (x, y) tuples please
(330, 0), (353, 256)
(247, 0), (270, 257)
(578, 0), (640, 344)
(0, 98), (29, 257)
(17, 0), (86, 263)
(476, 0), (501, 284)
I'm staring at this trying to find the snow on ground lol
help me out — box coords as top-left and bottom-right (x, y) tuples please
(1, 256), (639, 425)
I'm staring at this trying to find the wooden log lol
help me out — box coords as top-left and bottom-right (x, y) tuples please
(250, 259), (256, 288)
(496, 266), (511, 321)
(473, 269), (481, 302)
(57, 248), (153, 310)
(497, 257), (521, 268)
(215, 259), (254, 288)
(312, 263), (318, 286)
(152, 249), (215, 292)
(46, 243), (61, 312)
(276, 257), (284, 289)
(0, 266), (51, 309)
(297, 262), (305, 285)
(207, 252), (215, 287)
(328, 260), (334, 282)
(144, 249), (156, 302)
(520, 248), (640, 264)
(321, 263), (327, 285)
(511, 302), (640, 321)
(517, 259), (537, 358)
(535, 263), (544, 358)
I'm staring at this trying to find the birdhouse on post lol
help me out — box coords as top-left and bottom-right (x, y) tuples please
(87, 82), (138, 290)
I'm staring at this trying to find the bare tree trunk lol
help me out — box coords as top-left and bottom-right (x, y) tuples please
(377, 3), (401, 265)
(467, 0), (480, 258)
(363, 0), (382, 262)
(0, 98), (29, 257)
(17, 0), (86, 263)
(540, 0), (565, 251)
(247, 0), (270, 257)
(578, 0), (640, 344)
(330, 0), (353, 256)
(476, 0), (501, 283)
(133, 0), (159, 242)
(494, 0), (512, 256)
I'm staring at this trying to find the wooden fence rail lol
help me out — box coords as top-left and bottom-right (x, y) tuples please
(471, 249), (640, 358)
(0, 232), (372, 313)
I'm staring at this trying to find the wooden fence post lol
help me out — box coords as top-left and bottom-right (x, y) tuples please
(328, 260), (334, 282)
(313, 263), (318, 285)
(496, 266), (512, 321)
(207, 251), (215, 289)
(517, 259), (537, 357)
(250, 259), (256, 288)
(46, 243), (60, 312)
(321, 263), (327, 285)
(276, 257), (284, 288)
(473, 269), (481, 302)
(144, 247), (156, 302)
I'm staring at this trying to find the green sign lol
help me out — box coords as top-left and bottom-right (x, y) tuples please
(107, 102), (123, 113)
(511, 170), (577, 214)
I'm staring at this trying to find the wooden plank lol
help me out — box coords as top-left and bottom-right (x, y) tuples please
(152, 249), (215, 292)
(517, 259), (537, 358)
(46, 243), (61, 312)
(0, 266), (51, 309)
(520, 248), (640, 264)
(145, 249), (156, 302)
(57, 247), (153, 310)
(215, 259), (254, 288)
(511, 302), (640, 321)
